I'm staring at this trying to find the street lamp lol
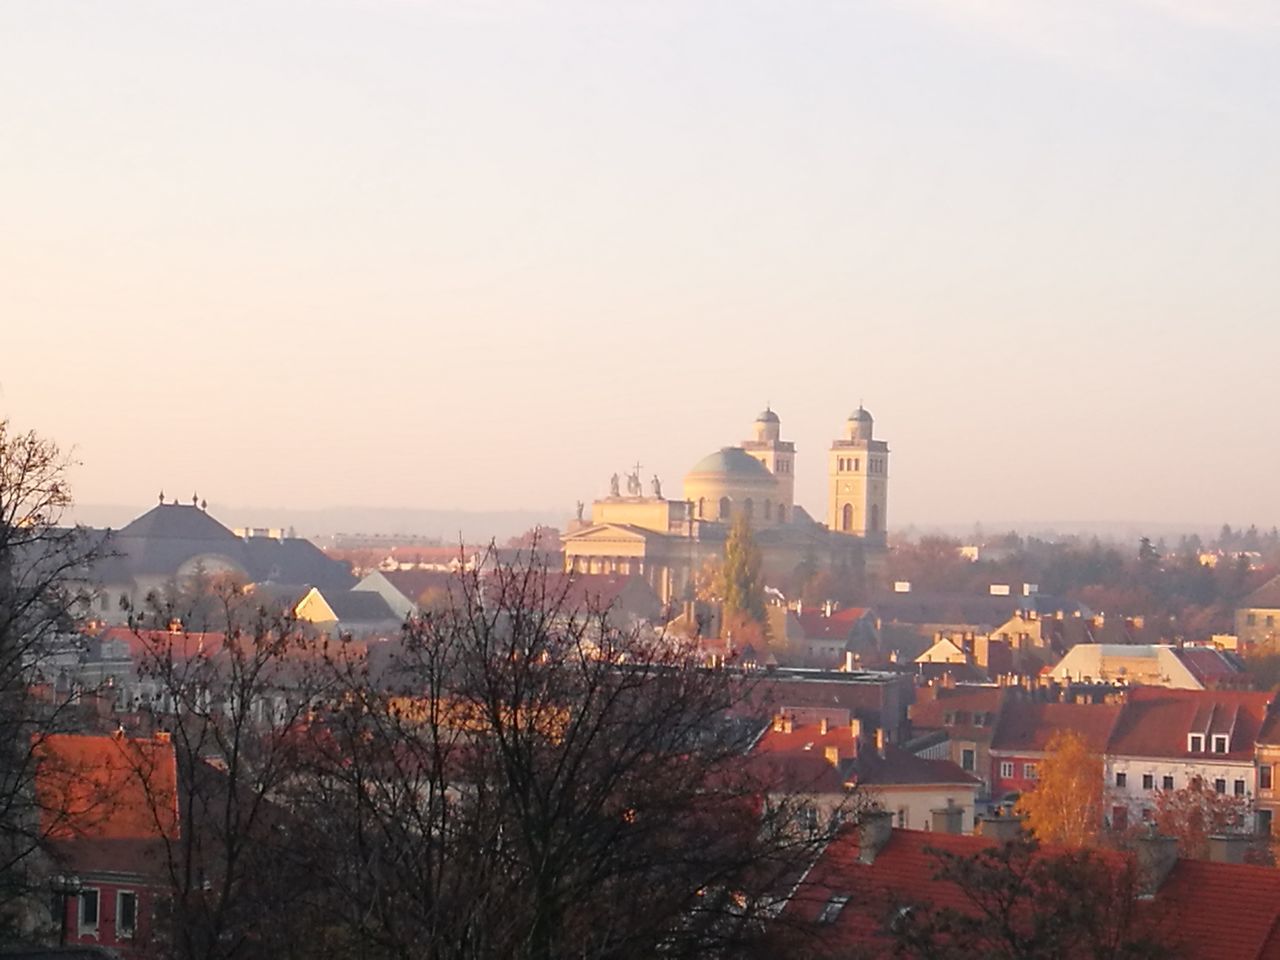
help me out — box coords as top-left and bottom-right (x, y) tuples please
(49, 873), (81, 946)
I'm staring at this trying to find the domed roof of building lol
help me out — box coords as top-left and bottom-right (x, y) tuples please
(755, 407), (780, 424)
(849, 405), (873, 422)
(687, 446), (773, 479)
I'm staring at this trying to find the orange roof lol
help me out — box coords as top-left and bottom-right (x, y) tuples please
(1159, 859), (1280, 959)
(36, 733), (179, 842)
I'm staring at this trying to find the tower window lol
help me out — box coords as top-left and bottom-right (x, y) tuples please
(854, 458), (860, 471)
(869, 504), (881, 532)
(697, 498), (705, 518)
(719, 497), (731, 520)
(841, 503), (853, 532)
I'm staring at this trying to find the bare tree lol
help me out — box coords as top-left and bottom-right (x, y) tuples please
(0, 420), (102, 934)
(286, 550), (832, 960)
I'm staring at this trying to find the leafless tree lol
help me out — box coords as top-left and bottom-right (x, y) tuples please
(284, 549), (841, 960)
(0, 420), (102, 934)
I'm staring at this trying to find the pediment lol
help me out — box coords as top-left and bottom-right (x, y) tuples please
(563, 523), (662, 544)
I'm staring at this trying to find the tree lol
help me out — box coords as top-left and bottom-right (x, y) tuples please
(888, 837), (1173, 959)
(0, 420), (101, 932)
(1017, 730), (1103, 847)
(718, 514), (768, 641)
(284, 554), (822, 960)
(1153, 778), (1258, 862)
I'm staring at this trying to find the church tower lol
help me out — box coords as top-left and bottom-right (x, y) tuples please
(740, 407), (796, 519)
(827, 406), (889, 546)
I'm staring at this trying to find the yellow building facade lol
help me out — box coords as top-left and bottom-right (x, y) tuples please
(562, 409), (890, 607)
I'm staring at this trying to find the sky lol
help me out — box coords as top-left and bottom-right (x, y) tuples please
(3, 0), (1278, 531)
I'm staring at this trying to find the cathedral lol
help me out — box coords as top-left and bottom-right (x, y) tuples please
(561, 408), (890, 605)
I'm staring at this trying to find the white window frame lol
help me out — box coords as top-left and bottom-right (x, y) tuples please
(1024, 762), (1038, 780)
(79, 888), (100, 933)
(117, 890), (138, 939)
(1000, 761), (1014, 779)
(1189, 734), (1204, 753)
(1212, 735), (1229, 754)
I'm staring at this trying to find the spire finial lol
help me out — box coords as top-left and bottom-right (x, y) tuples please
(158, 490), (165, 505)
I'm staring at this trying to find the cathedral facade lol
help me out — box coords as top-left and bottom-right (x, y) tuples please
(561, 408), (890, 606)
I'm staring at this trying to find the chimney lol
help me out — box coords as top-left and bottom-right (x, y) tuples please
(931, 801), (964, 835)
(977, 813), (1025, 842)
(819, 717), (829, 735)
(1134, 833), (1178, 896)
(1207, 834), (1252, 865)
(858, 810), (894, 864)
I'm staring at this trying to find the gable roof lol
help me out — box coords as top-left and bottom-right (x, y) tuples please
(989, 701), (1122, 754)
(1107, 688), (1275, 761)
(1241, 574), (1280, 610)
(325, 589), (399, 623)
(796, 607), (872, 640)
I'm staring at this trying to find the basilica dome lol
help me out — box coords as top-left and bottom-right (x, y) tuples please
(683, 447), (782, 525)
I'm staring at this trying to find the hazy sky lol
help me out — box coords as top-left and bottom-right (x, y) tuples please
(3, 1), (1278, 529)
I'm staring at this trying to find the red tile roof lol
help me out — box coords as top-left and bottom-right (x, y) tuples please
(1158, 858), (1280, 959)
(37, 733), (179, 843)
(1108, 688), (1275, 761)
(796, 607), (872, 640)
(788, 828), (1280, 959)
(989, 701), (1122, 754)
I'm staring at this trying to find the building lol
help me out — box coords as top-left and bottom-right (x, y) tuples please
(1047, 644), (1246, 690)
(1235, 574), (1280, 650)
(88, 498), (355, 622)
(909, 685), (1008, 798)
(749, 714), (979, 835)
(1104, 687), (1275, 832)
(36, 732), (178, 956)
(561, 408), (889, 605)
(988, 700), (1123, 801)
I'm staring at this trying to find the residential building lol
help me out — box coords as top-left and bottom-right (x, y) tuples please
(1047, 643), (1246, 690)
(1104, 687), (1276, 831)
(988, 700), (1122, 801)
(1235, 574), (1280, 650)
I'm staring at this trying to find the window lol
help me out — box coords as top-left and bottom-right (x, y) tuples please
(1260, 810), (1274, 836)
(1142, 773), (1154, 790)
(1000, 761), (1014, 779)
(1189, 734), (1204, 753)
(842, 503), (853, 532)
(817, 894), (850, 925)
(854, 458), (860, 471)
(869, 503), (881, 532)
(1215, 778), (1227, 795)
(1163, 775), (1175, 791)
(1024, 762), (1038, 780)
(1112, 805), (1128, 831)
(962, 748), (975, 772)
(79, 889), (99, 932)
(1235, 779), (1247, 797)
(1246, 613), (1256, 626)
(1268, 614), (1276, 627)
(117, 891), (138, 938)
(1142, 807), (1155, 822)
(1115, 772), (1127, 788)
(1212, 735), (1229, 754)
(1262, 765), (1273, 790)
(719, 497), (731, 520)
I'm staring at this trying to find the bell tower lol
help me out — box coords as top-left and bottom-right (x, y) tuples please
(827, 406), (888, 546)
(740, 407), (795, 519)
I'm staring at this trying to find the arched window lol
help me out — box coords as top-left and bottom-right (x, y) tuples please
(842, 503), (853, 532)
(764, 500), (772, 520)
(744, 498), (754, 518)
(854, 458), (860, 471)
(869, 503), (880, 532)
(719, 496), (731, 520)
(697, 497), (705, 518)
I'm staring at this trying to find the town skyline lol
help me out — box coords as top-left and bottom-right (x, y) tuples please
(5, 0), (1279, 527)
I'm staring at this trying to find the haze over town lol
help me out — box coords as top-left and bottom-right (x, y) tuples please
(5, 0), (1280, 534)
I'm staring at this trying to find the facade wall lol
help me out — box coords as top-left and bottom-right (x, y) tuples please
(1236, 606), (1280, 650)
(60, 877), (156, 958)
(1106, 754), (1257, 829)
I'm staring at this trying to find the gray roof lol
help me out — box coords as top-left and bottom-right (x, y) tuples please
(326, 590), (398, 623)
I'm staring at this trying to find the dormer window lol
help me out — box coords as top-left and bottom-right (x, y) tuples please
(1212, 735), (1229, 754)
(817, 894), (850, 924)
(1188, 734), (1204, 753)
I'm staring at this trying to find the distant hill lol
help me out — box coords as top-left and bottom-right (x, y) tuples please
(71, 503), (565, 544)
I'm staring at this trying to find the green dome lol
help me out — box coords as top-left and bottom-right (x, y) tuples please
(687, 447), (773, 479)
